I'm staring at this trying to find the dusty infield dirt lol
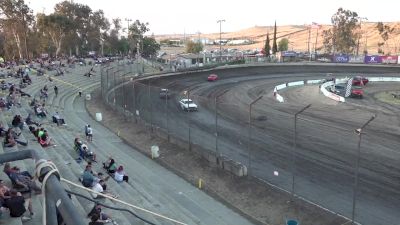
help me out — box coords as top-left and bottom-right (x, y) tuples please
(86, 89), (348, 225)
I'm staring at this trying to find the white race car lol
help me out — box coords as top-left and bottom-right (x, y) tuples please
(179, 99), (198, 111)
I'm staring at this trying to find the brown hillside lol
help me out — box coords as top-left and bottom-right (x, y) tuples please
(156, 22), (400, 55)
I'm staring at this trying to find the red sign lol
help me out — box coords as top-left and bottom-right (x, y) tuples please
(381, 56), (398, 64)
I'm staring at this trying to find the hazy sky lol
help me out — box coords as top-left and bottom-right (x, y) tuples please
(28, 0), (400, 35)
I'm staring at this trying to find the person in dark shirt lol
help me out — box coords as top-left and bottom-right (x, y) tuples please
(4, 189), (33, 219)
(89, 213), (104, 225)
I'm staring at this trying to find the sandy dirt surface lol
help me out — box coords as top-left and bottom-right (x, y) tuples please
(86, 89), (348, 225)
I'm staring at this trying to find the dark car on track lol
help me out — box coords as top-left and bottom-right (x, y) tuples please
(159, 88), (170, 99)
(352, 76), (369, 86)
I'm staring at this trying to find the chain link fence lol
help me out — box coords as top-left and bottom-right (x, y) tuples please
(100, 61), (400, 225)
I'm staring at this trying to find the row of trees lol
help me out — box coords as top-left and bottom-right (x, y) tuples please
(322, 8), (398, 55)
(0, 0), (160, 60)
(261, 8), (399, 56)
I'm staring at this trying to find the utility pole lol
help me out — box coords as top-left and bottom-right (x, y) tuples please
(248, 95), (263, 173)
(217, 19), (225, 62)
(291, 104), (311, 198)
(125, 18), (132, 56)
(356, 17), (368, 56)
(351, 115), (376, 224)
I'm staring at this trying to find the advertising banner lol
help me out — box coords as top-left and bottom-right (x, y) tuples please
(333, 54), (350, 63)
(398, 56), (400, 64)
(281, 51), (297, 57)
(381, 56), (398, 64)
(364, 55), (382, 64)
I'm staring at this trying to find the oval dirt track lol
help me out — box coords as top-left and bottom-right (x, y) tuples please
(117, 64), (400, 225)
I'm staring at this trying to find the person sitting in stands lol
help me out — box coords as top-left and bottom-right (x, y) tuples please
(114, 166), (129, 183)
(0, 179), (11, 207)
(91, 180), (115, 199)
(81, 165), (95, 188)
(4, 128), (27, 147)
(88, 204), (116, 224)
(28, 126), (39, 138)
(102, 157), (117, 174)
(3, 163), (41, 193)
(11, 114), (24, 130)
(25, 113), (40, 126)
(38, 130), (53, 147)
(52, 112), (66, 126)
(35, 104), (47, 117)
(81, 144), (96, 162)
(4, 189), (33, 221)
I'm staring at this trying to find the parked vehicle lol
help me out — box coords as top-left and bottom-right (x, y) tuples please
(208, 74), (218, 81)
(179, 99), (198, 111)
(352, 76), (369, 86)
(159, 88), (170, 99)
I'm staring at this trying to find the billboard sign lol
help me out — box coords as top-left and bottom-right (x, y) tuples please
(381, 55), (398, 64)
(281, 51), (297, 57)
(333, 54), (350, 63)
(364, 55), (382, 64)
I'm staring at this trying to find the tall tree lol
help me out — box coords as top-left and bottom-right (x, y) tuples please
(142, 37), (160, 58)
(272, 21), (278, 54)
(322, 8), (359, 54)
(0, 0), (34, 59)
(185, 40), (203, 54)
(264, 33), (271, 57)
(376, 22), (394, 54)
(278, 38), (289, 52)
(128, 20), (150, 56)
(37, 13), (73, 57)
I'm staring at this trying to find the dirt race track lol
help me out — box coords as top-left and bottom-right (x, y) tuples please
(105, 64), (400, 225)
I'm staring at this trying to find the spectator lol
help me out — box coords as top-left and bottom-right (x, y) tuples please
(114, 166), (129, 183)
(4, 128), (27, 147)
(102, 157), (117, 174)
(85, 124), (93, 142)
(81, 165), (95, 188)
(35, 104), (47, 117)
(52, 112), (66, 126)
(29, 126), (39, 138)
(25, 113), (41, 126)
(54, 85), (58, 96)
(0, 179), (11, 207)
(4, 189), (33, 220)
(38, 130), (54, 147)
(91, 180), (114, 199)
(89, 213), (103, 225)
(11, 114), (24, 130)
(3, 163), (41, 193)
(88, 204), (116, 224)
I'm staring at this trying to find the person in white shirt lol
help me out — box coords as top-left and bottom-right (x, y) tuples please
(114, 166), (129, 183)
(91, 180), (116, 199)
(85, 124), (93, 142)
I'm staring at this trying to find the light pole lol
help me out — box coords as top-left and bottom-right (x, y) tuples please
(186, 90), (192, 151)
(217, 19), (225, 62)
(248, 95), (263, 173)
(356, 17), (368, 56)
(215, 89), (229, 156)
(351, 114), (376, 224)
(291, 104), (311, 198)
(125, 18), (132, 56)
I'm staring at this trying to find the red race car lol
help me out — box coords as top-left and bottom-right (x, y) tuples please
(207, 74), (218, 81)
(352, 76), (369, 86)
